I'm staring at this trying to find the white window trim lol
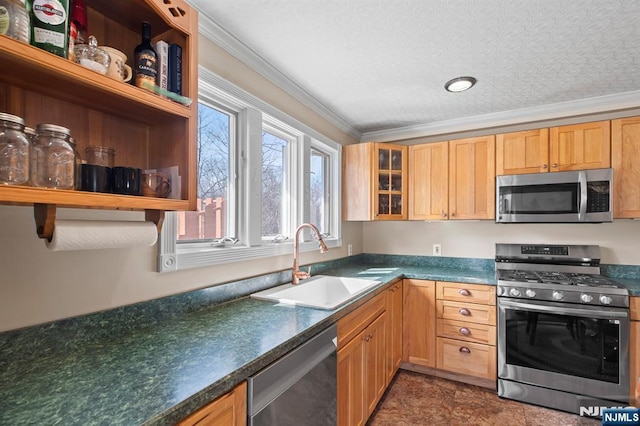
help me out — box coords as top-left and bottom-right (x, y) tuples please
(158, 67), (342, 272)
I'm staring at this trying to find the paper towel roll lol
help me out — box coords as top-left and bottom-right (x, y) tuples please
(45, 220), (158, 251)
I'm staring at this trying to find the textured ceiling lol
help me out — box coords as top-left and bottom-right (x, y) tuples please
(188, 0), (640, 138)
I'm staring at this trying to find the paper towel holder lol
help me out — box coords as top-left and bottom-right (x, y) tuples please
(33, 203), (165, 241)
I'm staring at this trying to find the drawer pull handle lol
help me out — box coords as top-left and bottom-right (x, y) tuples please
(459, 308), (471, 316)
(459, 289), (471, 296)
(459, 327), (471, 335)
(459, 347), (471, 354)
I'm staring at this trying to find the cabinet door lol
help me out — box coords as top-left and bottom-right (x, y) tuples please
(338, 330), (366, 426)
(496, 129), (549, 175)
(178, 382), (246, 426)
(375, 143), (408, 220)
(612, 117), (640, 218)
(449, 136), (496, 220)
(385, 281), (404, 385)
(343, 143), (375, 221)
(364, 313), (387, 418)
(402, 279), (436, 368)
(550, 121), (611, 172)
(408, 142), (449, 220)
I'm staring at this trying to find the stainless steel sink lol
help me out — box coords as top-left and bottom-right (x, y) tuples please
(250, 275), (381, 310)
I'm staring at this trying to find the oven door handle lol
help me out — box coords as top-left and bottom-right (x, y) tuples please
(578, 170), (587, 222)
(499, 299), (628, 320)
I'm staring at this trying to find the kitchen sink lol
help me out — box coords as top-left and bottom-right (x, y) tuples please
(250, 275), (381, 310)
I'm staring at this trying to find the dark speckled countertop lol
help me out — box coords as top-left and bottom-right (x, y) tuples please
(0, 254), (637, 425)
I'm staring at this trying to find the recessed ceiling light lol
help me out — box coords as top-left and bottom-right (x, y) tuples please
(444, 76), (477, 92)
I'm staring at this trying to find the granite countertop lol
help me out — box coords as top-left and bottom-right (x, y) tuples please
(0, 255), (637, 425)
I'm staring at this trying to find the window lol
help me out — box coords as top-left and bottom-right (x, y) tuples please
(158, 68), (341, 272)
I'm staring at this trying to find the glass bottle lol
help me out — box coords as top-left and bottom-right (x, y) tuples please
(31, 124), (75, 189)
(134, 21), (157, 91)
(0, 112), (30, 185)
(0, 0), (30, 43)
(70, 0), (87, 44)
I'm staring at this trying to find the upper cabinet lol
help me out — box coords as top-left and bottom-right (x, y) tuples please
(0, 0), (198, 217)
(408, 142), (448, 220)
(496, 129), (549, 175)
(496, 121), (610, 175)
(343, 142), (408, 221)
(612, 117), (640, 218)
(449, 136), (495, 220)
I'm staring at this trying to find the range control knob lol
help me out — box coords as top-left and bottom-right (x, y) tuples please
(509, 288), (521, 297)
(552, 291), (564, 301)
(580, 294), (594, 303)
(496, 287), (503, 297)
(525, 289), (536, 298)
(600, 295), (613, 305)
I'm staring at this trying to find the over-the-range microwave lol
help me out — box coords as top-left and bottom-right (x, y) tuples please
(496, 168), (613, 223)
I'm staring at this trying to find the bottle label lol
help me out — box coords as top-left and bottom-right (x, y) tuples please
(34, 26), (65, 48)
(0, 6), (10, 35)
(135, 52), (158, 89)
(33, 0), (66, 25)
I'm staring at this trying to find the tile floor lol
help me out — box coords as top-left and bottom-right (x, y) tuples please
(368, 370), (601, 426)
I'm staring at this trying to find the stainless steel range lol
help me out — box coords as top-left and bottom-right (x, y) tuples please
(496, 243), (630, 416)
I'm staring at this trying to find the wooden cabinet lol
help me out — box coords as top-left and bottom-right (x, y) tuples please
(385, 280), (403, 385)
(449, 135), (496, 220)
(612, 117), (640, 218)
(343, 142), (408, 221)
(496, 121), (610, 175)
(177, 382), (246, 426)
(496, 129), (549, 175)
(409, 136), (495, 221)
(550, 121), (610, 172)
(402, 279), (436, 367)
(435, 282), (496, 380)
(631, 297), (639, 406)
(408, 142), (448, 220)
(337, 291), (388, 425)
(0, 0), (198, 231)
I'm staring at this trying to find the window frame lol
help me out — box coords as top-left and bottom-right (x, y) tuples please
(158, 67), (342, 272)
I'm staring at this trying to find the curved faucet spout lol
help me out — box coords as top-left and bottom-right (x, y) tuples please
(292, 223), (328, 284)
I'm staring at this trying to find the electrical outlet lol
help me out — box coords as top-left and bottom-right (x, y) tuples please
(433, 244), (442, 256)
(347, 244), (353, 256)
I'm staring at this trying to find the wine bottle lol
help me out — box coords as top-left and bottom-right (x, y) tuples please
(134, 21), (157, 91)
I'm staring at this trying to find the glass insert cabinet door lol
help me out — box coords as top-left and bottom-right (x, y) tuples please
(375, 144), (407, 219)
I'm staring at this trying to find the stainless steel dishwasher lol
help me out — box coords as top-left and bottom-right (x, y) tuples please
(247, 324), (337, 425)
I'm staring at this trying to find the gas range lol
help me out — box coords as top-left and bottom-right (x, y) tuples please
(495, 243), (629, 308)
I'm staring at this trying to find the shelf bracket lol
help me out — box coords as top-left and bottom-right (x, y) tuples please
(34, 203), (56, 241)
(145, 210), (165, 234)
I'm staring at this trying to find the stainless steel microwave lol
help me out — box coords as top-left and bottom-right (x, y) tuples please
(496, 168), (613, 223)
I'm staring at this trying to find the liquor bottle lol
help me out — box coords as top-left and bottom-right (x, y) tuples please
(70, 0), (87, 44)
(134, 21), (157, 91)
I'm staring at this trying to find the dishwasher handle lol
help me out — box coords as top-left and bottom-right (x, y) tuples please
(247, 324), (337, 416)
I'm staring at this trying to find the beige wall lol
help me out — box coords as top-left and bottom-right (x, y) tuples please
(363, 220), (640, 265)
(0, 36), (361, 332)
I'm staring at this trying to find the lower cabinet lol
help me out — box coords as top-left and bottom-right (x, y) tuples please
(337, 282), (402, 426)
(177, 382), (246, 426)
(402, 279), (497, 383)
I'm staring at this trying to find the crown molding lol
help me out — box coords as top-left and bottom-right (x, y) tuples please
(198, 13), (361, 140)
(362, 90), (640, 142)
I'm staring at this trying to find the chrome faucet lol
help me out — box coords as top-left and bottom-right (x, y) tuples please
(292, 223), (328, 284)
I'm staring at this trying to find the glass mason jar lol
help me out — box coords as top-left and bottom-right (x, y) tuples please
(0, 0), (30, 43)
(31, 124), (75, 189)
(0, 112), (30, 185)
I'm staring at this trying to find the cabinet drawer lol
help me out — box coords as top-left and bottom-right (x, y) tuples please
(338, 291), (386, 348)
(436, 282), (495, 305)
(436, 300), (496, 325)
(436, 319), (496, 345)
(436, 337), (497, 380)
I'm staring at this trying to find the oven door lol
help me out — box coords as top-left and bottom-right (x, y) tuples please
(498, 298), (629, 401)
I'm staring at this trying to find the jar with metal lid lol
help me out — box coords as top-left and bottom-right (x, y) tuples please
(0, 0), (30, 43)
(30, 124), (75, 189)
(0, 112), (30, 185)
(68, 136), (82, 190)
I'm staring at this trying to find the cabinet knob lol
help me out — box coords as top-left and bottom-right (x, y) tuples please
(442, 211), (447, 218)
(451, 212), (455, 217)
(552, 163), (558, 168)
(459, 308), (471, 316)
(542, 164), (548, 169)
(459, 327), (471, 336)
(459, 347), (471, 354)
(458, 289), (471, 297)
